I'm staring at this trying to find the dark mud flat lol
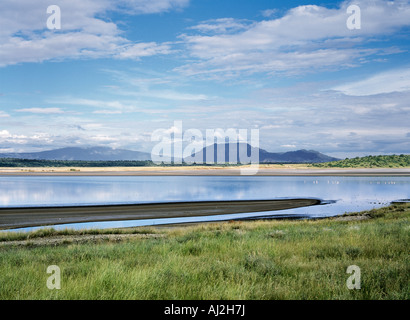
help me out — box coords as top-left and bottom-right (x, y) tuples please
(0, 199), (320, 230)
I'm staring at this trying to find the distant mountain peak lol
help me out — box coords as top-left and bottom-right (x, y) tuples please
(185, 143), (339, 164)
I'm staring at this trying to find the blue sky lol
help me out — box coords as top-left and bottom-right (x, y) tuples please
(0, 0), (409, 158)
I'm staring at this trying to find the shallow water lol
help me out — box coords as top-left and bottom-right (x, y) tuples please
(0, 176), (409, 232)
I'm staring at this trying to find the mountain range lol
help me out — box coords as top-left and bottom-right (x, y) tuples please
(186, 143), (339, 163)
(0, 144), (339, 163)
(0, 147), (151, 161)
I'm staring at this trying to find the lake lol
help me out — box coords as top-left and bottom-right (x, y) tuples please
(0, 176), (409, 231)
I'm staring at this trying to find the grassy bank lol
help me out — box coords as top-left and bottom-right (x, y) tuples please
(311, 154), (410, 168)
(0, 204), (409, 300)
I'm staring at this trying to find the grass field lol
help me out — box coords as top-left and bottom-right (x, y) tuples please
(0, 204), (408, 300)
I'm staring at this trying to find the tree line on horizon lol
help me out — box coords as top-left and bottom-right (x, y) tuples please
(0, 158), (238, 167)
(0, 154), (409, 168)
(311, 154), (410, 168)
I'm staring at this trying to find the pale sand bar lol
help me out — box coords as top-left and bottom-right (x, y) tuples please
(1, 165), (410, 176)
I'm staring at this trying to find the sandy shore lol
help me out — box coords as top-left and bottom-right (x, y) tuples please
(0, 199), (320, 230)
(1, 166), (410, 176)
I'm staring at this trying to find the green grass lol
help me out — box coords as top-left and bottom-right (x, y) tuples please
(0, 226), (159, 242)
(0, 204), (409, 300)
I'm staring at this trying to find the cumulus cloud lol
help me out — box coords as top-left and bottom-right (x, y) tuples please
(0, 130), (28, 144)
(177, 0), (410, 78)
(0, 0), (189, 66)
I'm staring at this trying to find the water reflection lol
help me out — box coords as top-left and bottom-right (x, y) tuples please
(0, 176), (409, 232)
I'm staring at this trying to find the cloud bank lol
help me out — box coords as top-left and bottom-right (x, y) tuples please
(0, 0), (188, 66)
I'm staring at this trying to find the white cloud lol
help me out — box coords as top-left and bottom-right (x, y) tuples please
(261, 9), (277, 18)
(49, 98), (140, 113)
(116, 0), (189, 14)
(116, 42), (173, 60)
(0, 130), (28, 143)
(0, 129), (57, 151)
(0, 33), (129, 66)
(189, 18), (252, 34)
(99, 69), (211, 101)
(178, 0), (410, 78)
(89, 135), (117, 142)
(93, 110), (123, 114)
(135, 90), (209, 101)
(164, 124), (182, 135)
(0, 0), (188, 67)
(260, 124), (283, 130)
(17, 108), (65, 114)
(0, 130), (11, 138)
(332, 67), (410, 96)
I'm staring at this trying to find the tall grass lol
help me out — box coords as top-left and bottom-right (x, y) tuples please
(0, 226), (159, 242)
(0, 204), (408, 300)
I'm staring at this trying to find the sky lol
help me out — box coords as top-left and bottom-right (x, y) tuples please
(0, 0), (409, 158)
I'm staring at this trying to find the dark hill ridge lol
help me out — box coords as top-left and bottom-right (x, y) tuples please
(186, 143), (339, 164)
(264, 149), (339, 163)
(0, 144), (339, 163)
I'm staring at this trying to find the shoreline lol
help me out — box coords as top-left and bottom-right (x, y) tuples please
(1, 204), (408, 300)
(0, 198), (321, 230)
(1, 166), (410, 176)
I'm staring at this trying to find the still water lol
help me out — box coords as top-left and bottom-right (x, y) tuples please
(0, 176), (409, 231)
